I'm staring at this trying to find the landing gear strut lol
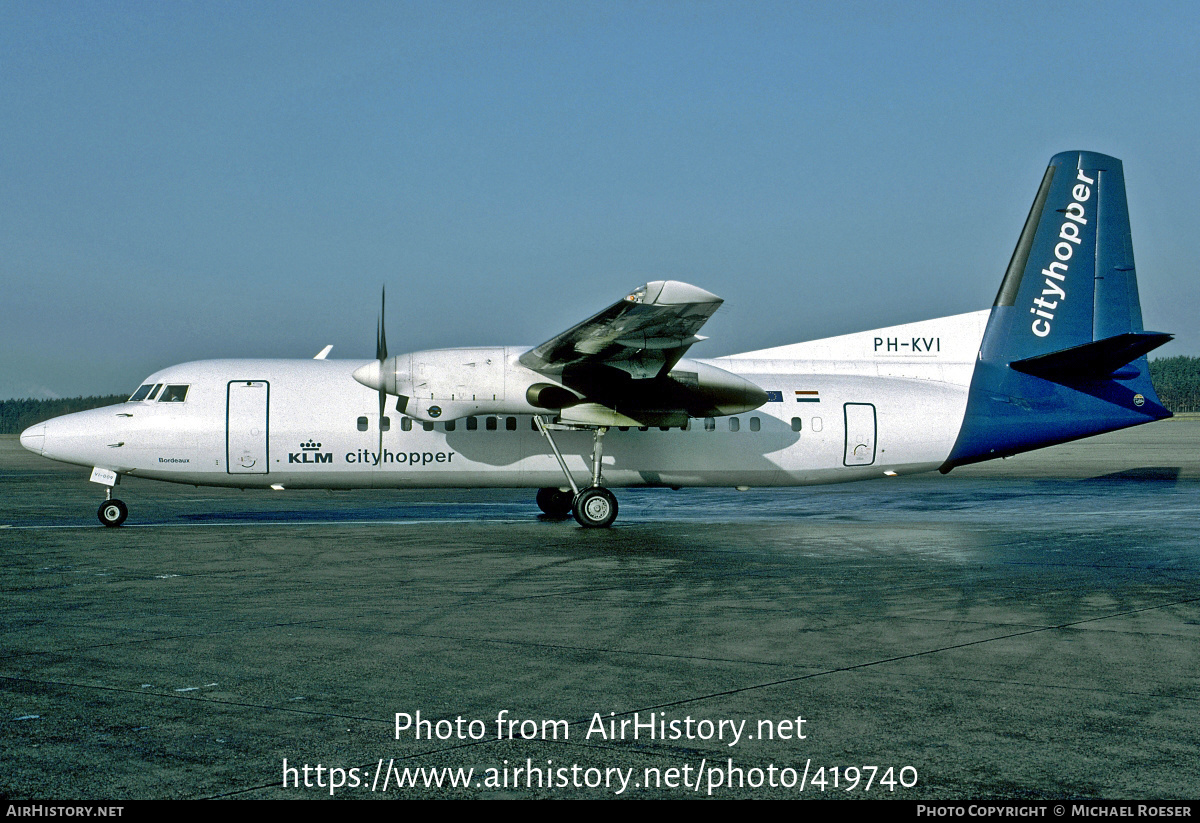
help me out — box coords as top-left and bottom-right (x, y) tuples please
(97, 487), (128, 528)
(533, 416), (618, 528)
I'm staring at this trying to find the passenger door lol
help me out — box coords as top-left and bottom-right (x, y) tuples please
(227, 380), (269, 474)
(843, 403), (877, 466)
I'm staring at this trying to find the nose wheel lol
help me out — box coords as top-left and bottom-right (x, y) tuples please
(98, 498), (128, 528)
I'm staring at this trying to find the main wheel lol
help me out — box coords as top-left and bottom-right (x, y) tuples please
(98, 499), (128, 528)
(571, 487), (618, 528)
(536, 487), (573, 518)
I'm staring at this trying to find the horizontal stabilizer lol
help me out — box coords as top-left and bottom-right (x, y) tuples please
(1009, 331), (1172, 381)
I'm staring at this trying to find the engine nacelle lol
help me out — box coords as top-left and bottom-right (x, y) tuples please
(666, 359), (768, 417)
(525, 383), (583, 410)
(353, 349), (766, 424)
(354, 347), (578, 422)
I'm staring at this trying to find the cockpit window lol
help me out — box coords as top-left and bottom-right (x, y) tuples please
(147, 384), (163, 400)
(158, 385), (189, 403)
(128, 384), (153, 402)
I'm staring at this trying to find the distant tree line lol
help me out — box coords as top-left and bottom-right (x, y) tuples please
(2, 357), (1198, 434)
(0, 395), (128, 435)
(1148, 356), (1200, 414)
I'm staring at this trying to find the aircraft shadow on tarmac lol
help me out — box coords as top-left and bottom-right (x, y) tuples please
(1084, 466), (1181, 483)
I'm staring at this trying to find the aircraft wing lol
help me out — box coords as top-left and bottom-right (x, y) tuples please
(518, 280), (723, 381)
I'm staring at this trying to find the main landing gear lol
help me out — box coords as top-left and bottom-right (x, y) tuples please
(571, 486), (618, 529)
(97, 487), (128, 527)
(533, 417), (619, 528)
(535, 487), (573, 518)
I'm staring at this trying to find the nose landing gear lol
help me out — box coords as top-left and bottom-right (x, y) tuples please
(97, 488), (128, 528)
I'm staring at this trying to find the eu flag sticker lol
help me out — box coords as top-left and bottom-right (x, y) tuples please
(765, 391), (783, 402)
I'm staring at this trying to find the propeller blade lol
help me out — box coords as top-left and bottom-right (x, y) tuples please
(377, 286), (387, 456)
(377, 286), (387, 362)
(378, 385), (386, 455)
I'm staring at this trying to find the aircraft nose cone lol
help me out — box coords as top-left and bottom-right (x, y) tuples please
(20, 423), (45, 455)
(353, 361), (383, 391)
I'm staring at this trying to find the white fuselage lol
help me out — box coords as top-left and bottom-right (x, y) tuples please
(23, 312), (990, 491)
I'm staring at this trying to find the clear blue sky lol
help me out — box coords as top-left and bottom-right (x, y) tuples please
(3, 1), (1197, 399)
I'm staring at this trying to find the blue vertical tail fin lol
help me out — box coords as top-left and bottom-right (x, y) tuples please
(943, 151), (1171, 471)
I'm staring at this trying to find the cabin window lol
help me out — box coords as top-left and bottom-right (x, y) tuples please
(638, 426), (649, 432)
(423, 421), (434, 432)
(506, 417), (517, 431)
(357, 416), (368, 432)
(486, 416), (497, 431)
(729, 418), (740, 432)
(147, 384), (163, 400)
(444, 420), (456, 432)
(704, 417), (715, 432)
(381, 416), (390, 431)
(158, 385), (189, 402)
(812, 417), (823, 432)
(618, 426), (629, 432)
(129, 384), (153, 402)
(791, 417), (802, 432)
(750, 416), (761, 432)
(401, 417), (412, 432)
(466, 416), (478, 431)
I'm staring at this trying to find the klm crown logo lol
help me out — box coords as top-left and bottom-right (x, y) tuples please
(289, 438), (332, 464)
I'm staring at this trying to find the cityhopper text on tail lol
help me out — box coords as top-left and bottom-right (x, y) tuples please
(21, 152), (1172, 528)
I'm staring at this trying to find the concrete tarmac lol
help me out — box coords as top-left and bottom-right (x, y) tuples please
(2, 420), (1199, 799)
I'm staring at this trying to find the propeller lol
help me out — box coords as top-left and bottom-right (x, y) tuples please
(354, 286), (410, 456)
(375, 287), (388, 456)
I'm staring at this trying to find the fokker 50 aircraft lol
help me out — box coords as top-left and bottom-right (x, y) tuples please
(21, 151), (1172, 528)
